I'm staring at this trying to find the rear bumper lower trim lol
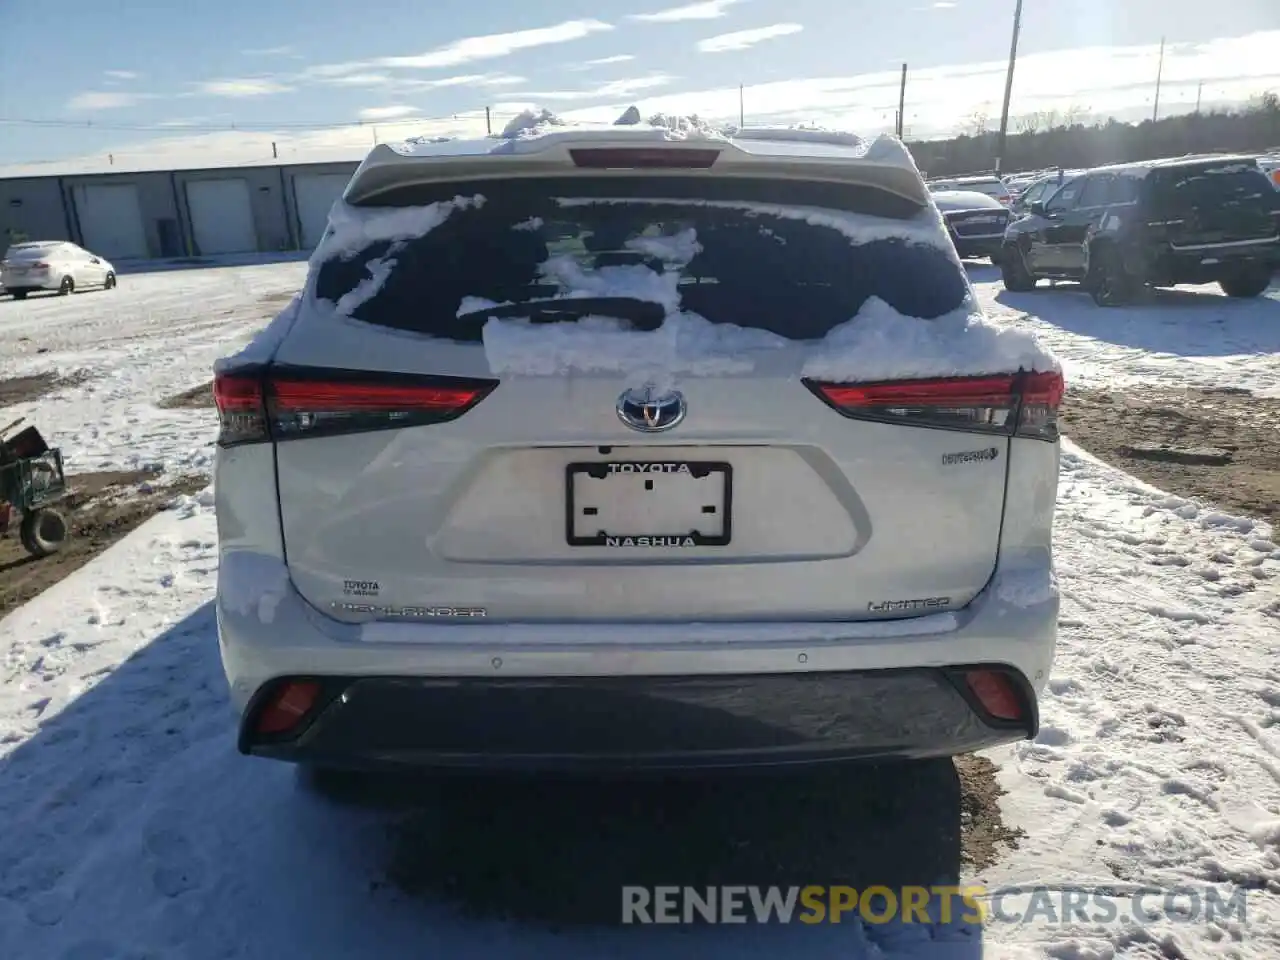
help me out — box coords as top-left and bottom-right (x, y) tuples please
(241, 666), (1037, 772)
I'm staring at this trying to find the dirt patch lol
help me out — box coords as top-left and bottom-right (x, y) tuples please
(353, 753), (1019, 925)
(0, 370), (92, 409)
(0, 470), (208, 618)
(1061, 386), (1280, 526)
(158, 381), (214, 409)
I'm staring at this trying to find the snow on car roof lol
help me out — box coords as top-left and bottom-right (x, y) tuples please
(930, 190), (1006, 211)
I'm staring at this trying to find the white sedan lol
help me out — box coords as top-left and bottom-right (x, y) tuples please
(1, 241), (117, 300)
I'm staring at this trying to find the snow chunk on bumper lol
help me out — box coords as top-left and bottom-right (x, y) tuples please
(801, 298), (1060, 382)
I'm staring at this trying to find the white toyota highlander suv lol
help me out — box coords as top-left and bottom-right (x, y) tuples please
(214, 120), (1062, 773)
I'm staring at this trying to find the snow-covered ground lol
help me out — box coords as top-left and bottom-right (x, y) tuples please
(1, 260), (1279, 958)
(973, 264), (1280, 398)
(0, 259), (307, 480)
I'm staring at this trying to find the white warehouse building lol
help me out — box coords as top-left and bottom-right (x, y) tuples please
(0, 155), (362, 261)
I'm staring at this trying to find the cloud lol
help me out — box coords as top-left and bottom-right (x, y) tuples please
(196, 78), (294, 97)
(244, 45), (299, 56)
(932, 1), (957, 7)
(375, 19), (613, 70)
(358, 105), (420, 120)
(514, 75), (678, 101)
(318, 73), (393, 87)
(66, 91), (147, 110)
(103, 70), (140, 81)
(571, 55), (637, 71)
(629, 0), (742, 22)
(21, 29), (1279, 178)
(697, 23), (803, 53)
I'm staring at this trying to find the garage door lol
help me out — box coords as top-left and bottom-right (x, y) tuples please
(294, 173), (352, 250)
(73, 183), (149, 260)
(186, 178), (257, 255)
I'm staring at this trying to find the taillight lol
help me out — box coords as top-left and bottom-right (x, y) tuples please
(253, 680), (322, 736)
(963, 669), (1026, 723)
(213, 366), (499, 446)
(213, 372), (267, 445)
(803, 370), (1064, 441)
(568, 148), (721, 169)
(32, 261), (50, 269)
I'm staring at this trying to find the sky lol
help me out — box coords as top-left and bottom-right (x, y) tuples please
(1, 0), (1278, 171)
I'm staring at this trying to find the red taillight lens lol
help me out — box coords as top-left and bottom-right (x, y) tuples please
(213, 367), (499, 446)
(254, 680), (322, 736)
(213, 372), (268, 445)
(32, 261), (50, 268)
(804, 370), (1064, 441)
(963, 669), (1025, 722)
(568, 148), (721, 169)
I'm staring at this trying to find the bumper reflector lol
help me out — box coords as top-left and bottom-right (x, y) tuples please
(963, 669), (1025, 722)
(254, 680), (322, 736)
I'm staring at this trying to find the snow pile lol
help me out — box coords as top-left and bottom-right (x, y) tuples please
(498, 107), (568, 140)
(312, 195), (485, 264)
(644, 113), (729, 140)
(625, 227), (703, 264)
(536, 257), (684, 312)
(801, 298), (1060, 382)
(482, 311), (789, 379)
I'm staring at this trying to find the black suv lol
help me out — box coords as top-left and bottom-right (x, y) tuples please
(1000, 155), (1280, 306)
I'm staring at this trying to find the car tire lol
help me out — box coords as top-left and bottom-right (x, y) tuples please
(19, 508), (69, 558)
(1088, 246), (1136, 307)
(10, 290), (28, 301)
(1219, 267), (1272, 299)
(1000, 247), (1037, 292)
(58, 276), (74, 296)
(104, 272), (117, 290)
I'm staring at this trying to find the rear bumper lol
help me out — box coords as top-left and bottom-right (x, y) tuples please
(1144, 238), (1280, 284)
(951, 235), (1005, 259)
(217, 553), (1058, 772)
(242, 667), (1036, 772)
(1, 272), (57, 291)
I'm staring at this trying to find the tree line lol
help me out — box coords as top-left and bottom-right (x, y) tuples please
(910, 91), (1280, 178)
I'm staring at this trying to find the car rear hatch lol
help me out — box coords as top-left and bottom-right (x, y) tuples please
(1148, 160), (1280, 248)
(231, 145), (1059, 624)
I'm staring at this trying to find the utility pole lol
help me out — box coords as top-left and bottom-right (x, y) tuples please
(1152, 36), (1165, 122)
(485, 106), (492, 135)
(897, 63), (907, 138)
(1195, 81), (1203, 114)
(994, 0), (1024, 174)
(739, 84), (744, 129)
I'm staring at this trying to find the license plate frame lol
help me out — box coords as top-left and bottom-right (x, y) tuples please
(565, 460), (733, 547)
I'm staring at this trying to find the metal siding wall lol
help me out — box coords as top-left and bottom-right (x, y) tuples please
(0, 179), (75, 245)
(0, 160), (362, 261)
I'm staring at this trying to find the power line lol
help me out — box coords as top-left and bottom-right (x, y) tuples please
(0, 109), (492, 134)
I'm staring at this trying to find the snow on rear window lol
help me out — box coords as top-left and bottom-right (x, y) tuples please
(302, 183), (1057, 381)
(310, 191), (968, 340)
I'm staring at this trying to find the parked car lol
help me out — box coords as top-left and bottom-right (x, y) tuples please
(932, 189), (1012, 261)
(927, 175), (1012, 206)
(1009, 170), (1084, 214)
(213, 127), (1062, 774)
(1000, 155), (1280, 305)
(0, 241), (117, 300)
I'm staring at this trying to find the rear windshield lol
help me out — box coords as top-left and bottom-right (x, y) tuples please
(1152, 163), (1279, 212)
(313, 179), (968, 342)
(4, 243), (59, 261)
